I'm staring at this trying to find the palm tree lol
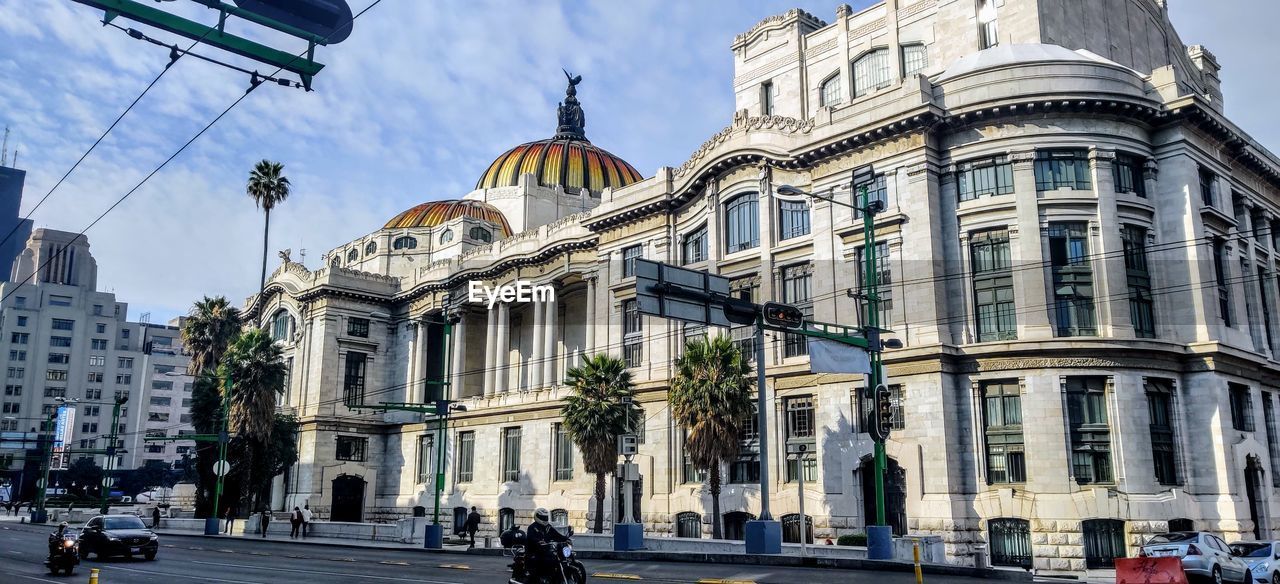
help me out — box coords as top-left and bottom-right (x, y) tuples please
(219, 328), (288, 511)
(669, 335), (755, 539)
(562, 354), (637, 534)
(246, 160), (291, 290)
(181, 296), (242, 376)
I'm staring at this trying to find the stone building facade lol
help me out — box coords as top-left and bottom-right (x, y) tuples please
(250, 0), (1280, 575)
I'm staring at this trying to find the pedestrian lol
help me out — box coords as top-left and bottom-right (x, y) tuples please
(223, 505), (235, 534)
(259, 508), (271, 538)
(152, 506), (161, 529)
(301, 504), (312, 538)
(465, 506), (481, 549)
(289, 506), (302, 539)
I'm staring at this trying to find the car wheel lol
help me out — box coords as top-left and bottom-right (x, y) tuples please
(145, 551), (156, 561)
(1211, 566), (1222, 584)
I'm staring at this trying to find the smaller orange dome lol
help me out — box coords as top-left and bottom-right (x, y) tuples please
(384, 199), (512, 238)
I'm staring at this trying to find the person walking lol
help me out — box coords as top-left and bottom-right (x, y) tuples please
(465, 506), (481, 549)
(259, 508), (271, 537)
(223, 505), (235, 534)
(301, 504), (313, 538)
(152, 506), (161, 529)
(289, 506), (302, 539)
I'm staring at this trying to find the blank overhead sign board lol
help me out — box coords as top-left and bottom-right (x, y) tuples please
(634, 259), (731, 328)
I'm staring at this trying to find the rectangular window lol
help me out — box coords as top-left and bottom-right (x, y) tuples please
(91, 339), (107, 351)
(1246, 260), (1266, 351)
(5, 367), (21, 379)
(778, 199), (810, 240)
(121, 329), (129, 339)
(759, 80), (774, 115)
(416, 434), (434, 484)
(622, 245), (642, 278)
(681, 225), (708, 265)
(347, 317), (369, 338)
(7, 350), (22, 361)
(88, 355), (104, 367)
(902, 44), (928, 76)
(957, 158), (1014, 202)
(977, 0), (999, 49)
(730, 404), (760, 484)
(10, 333), (27, 345)
(780, 264), (813, 357)
(13, 297), (23, 308)
(1265, 269), (1280, 355)
(343, 352), (367, 406)
(1, 402), (17, 414)
(95, 323), (106, 334)
(86, 388), (100, 400)
(45, 369), (67, 381)
(48, 336), (70, 348)
(1034, 150), (1092, 191)
(554, 423), (573, 481)
(1113, 154), (1146, 197)
(93, 305), (103, 316)
(456, 431), (475, 483)
(1048, 222), (1095, 336)
(971, 229), (1016, 341)
(622, 299), (642, 368)
(44, 386), (65, 398)
(1231, 383), (1255, 432)
(724, 193), (760, 253)
(82, 405), (100, 417)
(852, 48), (890, 97)
(152, 380), (173, 391)
(87, 372), (102, 383)
(1266, 395), (1280, 487)
(501, 427), (522, 482)
(47, 353), (69, 364)
(115, 374), (132, 384)
(49, 295), (72, 307)
(51, 319), (73, 331)
(335, 436), (367, 462)
(15, 316), (26, 327)
(729, 278), (758, 361)
(852, 175), (888, 219)
(1213, 238), (1232, 326)
(150, 396), (171, 407)
(785, 396), (815, 441)
(1066, 377), (1112, 484)
(1122, 225), (1155, 338)
(1199, 166), (1217, 207)
(117, 357), (133, 368)
(855, 241), (893, 328)
(3, 385), (19, 396)
(1146, 379), (1180, 486)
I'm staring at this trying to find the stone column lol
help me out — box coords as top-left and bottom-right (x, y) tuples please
(530, 297), (546, 390)
(483, 307), (498, 397)
(1009, 151), (1054, 338)
(543, 291), (559, 388)
(585, 275), (597, 353)
(451, 314), (467, 399)
(496, 302), (510, 393)
(409, 322), (422, 403)
(1091, 150), (1134, 338)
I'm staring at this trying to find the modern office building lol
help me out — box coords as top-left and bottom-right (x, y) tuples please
(0, 161), (34, 281)
(249, 0), (1280, 575)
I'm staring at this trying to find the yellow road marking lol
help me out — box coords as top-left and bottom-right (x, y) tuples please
(593, 573), (642, 580)
(698, 580), (755, 584)
(437, 564), (470, 570)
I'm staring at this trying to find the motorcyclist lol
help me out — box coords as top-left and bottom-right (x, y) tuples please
(525, 508), (569, 581)
(47, 521), (70, 554)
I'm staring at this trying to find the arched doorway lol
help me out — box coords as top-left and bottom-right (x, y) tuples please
(331, 475), (366, 522)
(859, 456), (906, 535)
(781, 514), (813, 544)
(723, 511), (754, 541)
(1246, 455), (1266, 539)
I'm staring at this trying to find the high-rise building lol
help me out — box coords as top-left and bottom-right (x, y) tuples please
(0, 162), (33, 280)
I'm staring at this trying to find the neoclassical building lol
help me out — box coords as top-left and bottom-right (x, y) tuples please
(247, 0), (1280, 575)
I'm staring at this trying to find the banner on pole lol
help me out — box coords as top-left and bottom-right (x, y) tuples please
(808, 339), (871, 374)
(51, 405), (75, 471)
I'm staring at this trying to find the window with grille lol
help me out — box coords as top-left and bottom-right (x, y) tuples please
(902, 44), (928, 76)
(48, 353), (69, 365)
(1066, 377), (1112, 484)
(417, 434), (434, 484)
(271, 311), (292, 341)
(1212, 238), (1232, 326)
(780, 264), (813, 357)
(971, 229), (1016, 341)
(853, 175), (888, 219)
(554, 423), (573, 481)
(343, 352), (367, 406)
(348, 317), (369, 338)
(470, 227), (492, 243)
(51, 319), (74, 331)
(1034, 150), (1091, 191)
(335, 436), (367, 462)
(456, 431), (474, 483)
(680, 428), (706, 484)
(50, 336), (71, 348)
(682, 225), (707, 265)
(9, 333), (26, 345)
(676, 512), (701, 538)
(1230, 383), (1255, 432)
(622, 299), (642, 368)
(1199, 166), (1217, 207)
(1082, 519), (1126, 569)
(730, 404), (760, 484)
(819, 74), (841, 107)
(1113, 154), (1146, 197)
(852, 48), (890, 97)
(724, 193), (760, 253)
(1145, 379), (1179, 486)
(957, 158), (1013, 202)
(499, 508), (515, 533)
(393, 236), (417, 250)
(1265, 395), (1280, 487)
(622, 245), (642, 278)
(782, 514), (814, 544)
(982, 380), (1024, 484)
(1122, 225), (1155, 338)
(2, 385), (17, 396)
(855, 241), (893, 328)
(1048, 222), (1095, 337)
(977, 0), (999, 48)
(778, 199), (810, 241)
(8, 350), (21, 361)
(91, 339), (107, 351)
(785, 396), (815, 441)
(501, 427), (522, 482)
(988, 518), (1031, 568)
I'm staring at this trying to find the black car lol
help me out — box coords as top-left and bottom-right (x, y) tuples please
(79, 514), (159, 560)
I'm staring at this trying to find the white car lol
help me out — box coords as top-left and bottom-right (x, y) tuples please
(1230, 541), (1280, 584)
(1141, 532), (1249, 584)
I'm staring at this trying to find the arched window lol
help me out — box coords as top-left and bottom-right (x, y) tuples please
(781, 513), (813, 544)
(551, 509), (569, 527)
(902, 44), (928, 76)
(365, 241), (377, 255)
(819, 74), (841, 107)
(392, 236), (417, 250)
(346, 248), (359, 263)
(852, 48), (891, 98)
(988, 518), (1032, 569)
(676, 512), (701, 538)
(723, 192), (759, 253)
(469, 226), (492, 243)
(723, 512), (755, 541)
(270, 310), (292, 341)
(440, 229), (454, 244)
(499, 508), (515, 533)
(778, 199), (810, 240)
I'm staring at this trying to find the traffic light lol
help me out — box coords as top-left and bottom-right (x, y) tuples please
(762, 302), (805, 329)
(870, 385), (893, 442)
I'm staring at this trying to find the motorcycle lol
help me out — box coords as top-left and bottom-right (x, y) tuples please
(502, 526), (586, 584)
(46, 533), (79, 576)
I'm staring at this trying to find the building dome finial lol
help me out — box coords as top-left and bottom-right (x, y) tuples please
(556, 69), (586, 140)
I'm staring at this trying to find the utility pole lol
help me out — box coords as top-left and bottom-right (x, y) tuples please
(32, 410), (57, 523)
(430, 315), (455, 530)
(210, 374), (232, 535)
(99, 395), (129, 515)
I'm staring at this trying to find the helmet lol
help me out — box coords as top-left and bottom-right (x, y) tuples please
(500, 527), (526, 548)
(534, 508), (549, 525)
(59, 522), (68, 528)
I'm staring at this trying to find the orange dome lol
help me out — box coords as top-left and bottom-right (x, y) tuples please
(383, 199), (512, 237)
(476, 138), (643, 195)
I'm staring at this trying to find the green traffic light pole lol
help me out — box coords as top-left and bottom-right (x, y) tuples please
(99, 394), (130, 515)
(32, 410), (58, 523)
(210, 374), (232, 535)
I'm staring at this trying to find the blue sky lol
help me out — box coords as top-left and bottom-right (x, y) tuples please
(0, 0), (1276, 324)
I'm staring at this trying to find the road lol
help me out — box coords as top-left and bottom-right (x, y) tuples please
(0, 522), (1003, 584)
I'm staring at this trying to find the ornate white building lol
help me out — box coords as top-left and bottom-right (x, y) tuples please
(250, 0), (1280, 575)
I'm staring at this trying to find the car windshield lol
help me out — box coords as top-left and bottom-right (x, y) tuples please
(103, 517), (146, 530)
(1147, 533), (1198, 544)
(1231, 543), (1271, 558)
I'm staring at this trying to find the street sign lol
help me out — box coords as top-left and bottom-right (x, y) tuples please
(634, 259), (731, 327)
(763, 302), (805, 329)
(212, 460), (231, 476)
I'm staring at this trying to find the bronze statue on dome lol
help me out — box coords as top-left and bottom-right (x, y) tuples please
(557, 69), (587, 139)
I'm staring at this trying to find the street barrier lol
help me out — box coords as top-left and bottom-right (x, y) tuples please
(1114, 557), (1187, 584)
(88, 567), (99, 584)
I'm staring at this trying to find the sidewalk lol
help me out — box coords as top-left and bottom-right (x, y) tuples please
(155, 526), (485, 554)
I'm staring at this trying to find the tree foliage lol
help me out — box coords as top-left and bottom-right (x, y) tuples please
(562, 353), (638, 534)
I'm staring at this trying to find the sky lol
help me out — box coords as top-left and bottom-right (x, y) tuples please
(0, 0), (1276, 324)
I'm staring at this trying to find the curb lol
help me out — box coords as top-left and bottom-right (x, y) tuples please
(157, 530), (506, 556)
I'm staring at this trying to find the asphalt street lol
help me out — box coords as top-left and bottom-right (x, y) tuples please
(0, 522), (1007, 584)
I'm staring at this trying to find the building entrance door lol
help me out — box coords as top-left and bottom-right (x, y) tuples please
(330, 475), (365, 523)
(1246, 456), (1265, 539)
(860, 456), (906, 535)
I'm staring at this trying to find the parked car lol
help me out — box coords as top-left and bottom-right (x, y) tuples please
(1230, 541), (1280, 584)
(78, 514), (159, 561)
(1141, 532), (1249, 584)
